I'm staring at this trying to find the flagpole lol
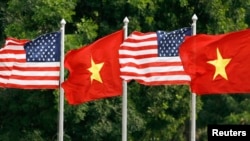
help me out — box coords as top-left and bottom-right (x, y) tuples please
(59, 19), (66, 141)
(122, 16), (129, 141)
(191, 14), (198, 141)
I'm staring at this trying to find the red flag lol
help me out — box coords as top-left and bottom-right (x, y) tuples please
(0, 31), (61, 89)
(119, 27), (191, 85)
(62, 30), (123, 105)
(179, 29), (250, 95)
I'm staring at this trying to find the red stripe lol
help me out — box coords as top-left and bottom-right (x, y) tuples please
(0, 75), (9, 79)
(0, 59), (26, 62)
(5, 38), (29, 45)
(12, 66), (60, 71)
(10, 75), (59, 80)
(129, 31), (156, 37)
(0, 67), (12, 71)
(0, 50), (25, 54)
(6, 84), (59, 89)
(0, 83), (6, 87)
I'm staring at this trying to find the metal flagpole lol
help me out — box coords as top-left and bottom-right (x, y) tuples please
(190, 14), (198, 141)
(59, 19), (66, 141)
(122, 17), (129, 141)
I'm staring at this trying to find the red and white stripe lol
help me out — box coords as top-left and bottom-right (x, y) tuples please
(119, 31), (190, 85)
(0, 38), (60, 89)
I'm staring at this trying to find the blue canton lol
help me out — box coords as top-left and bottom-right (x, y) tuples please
(24, 32), (61, 62)
(156, 27), (191, 57)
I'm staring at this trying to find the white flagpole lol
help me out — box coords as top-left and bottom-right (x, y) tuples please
(122, 17), (129, 141)
(190, 14), (198, 141)
(59, 19), (66, 141)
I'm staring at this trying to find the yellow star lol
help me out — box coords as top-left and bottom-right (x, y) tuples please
(87, 58), (104, 83)
(207, 48), (231, 80)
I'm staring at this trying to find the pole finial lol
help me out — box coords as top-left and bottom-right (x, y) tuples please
(61, 19), (66, 25)
(123, 17), (129, 24)
(192, 14), (198, 21)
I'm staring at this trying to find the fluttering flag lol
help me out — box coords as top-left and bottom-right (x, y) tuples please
(179, 29), (250, 95)
(62, 30), (123, 105)
(0, 32), (61, 89)
(119, 27), (191, 85)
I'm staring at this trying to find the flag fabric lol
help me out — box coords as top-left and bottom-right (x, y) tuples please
(119, 27), (191, 85)
(0, 31), (61, 89)
(62, 30), (123, 105)
(179, 29), (250, 95)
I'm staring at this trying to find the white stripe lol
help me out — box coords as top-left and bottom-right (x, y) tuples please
(0, 78), (8, 84)
(121, 40), (157, 47)
(0, 70), (59, 77)
(0, 71), (11, 76)
(0, 62), (60, 67)
(14, 62), (60, 68)
(119, 56), (181, 64)
(0, 63), (14, 67)
(119, 49), (157, 56)
(11, 70), (59, 76)
(5, 39), (26, 45)
(3, 45), (24, 50)
(8, 79), (59, 85)
(120, 66), (185, 74)
(0, 54), (25, 59)
(121, 75), (191, 82)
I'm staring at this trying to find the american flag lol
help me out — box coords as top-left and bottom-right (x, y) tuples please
(119, 27), (191, 85)
(0, 32), (61, 89)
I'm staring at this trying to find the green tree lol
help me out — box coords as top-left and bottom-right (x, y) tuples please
(2, 0), (76, 38)
(0, 0), (77, 140)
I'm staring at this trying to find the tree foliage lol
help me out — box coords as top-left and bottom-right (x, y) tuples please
(0, 0), (250, 141)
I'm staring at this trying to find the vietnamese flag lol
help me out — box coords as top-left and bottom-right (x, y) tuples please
(179, 29), (250, 95)
(62, 30), (123, 105)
